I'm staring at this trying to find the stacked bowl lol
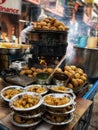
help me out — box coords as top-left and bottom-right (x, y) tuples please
(9, 92), (43, 127)
(42, 92), (76, 125)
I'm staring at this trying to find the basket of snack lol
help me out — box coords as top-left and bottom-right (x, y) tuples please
(33, 17), (69, 31)
(63, 65), (88, 93)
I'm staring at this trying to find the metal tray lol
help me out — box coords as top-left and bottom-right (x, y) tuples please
(15, 111), (43, 119)
(47, 85), (73, 93)
(10, 112), (42, 128)
(0, 48), (26, 55)
(42, 113), (73, 125)
(42, 93), (74, 108)
(0, 85), (24, 103)
(25, 84), (48, 96)
(45, 104), (76, 115)
(9, 92), (43, 111)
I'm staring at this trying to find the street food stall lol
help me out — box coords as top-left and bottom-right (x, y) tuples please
(0, 17), (98, 130)
(0, 0), (98, 130)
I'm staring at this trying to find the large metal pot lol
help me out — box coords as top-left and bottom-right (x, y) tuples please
(68, 46), (98, 82)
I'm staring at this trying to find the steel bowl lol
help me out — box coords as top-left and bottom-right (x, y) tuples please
(42, 93), (74, 108)
(9, 92), (43, 111)
(0, 85), (24, 103)
(53, 72), (69, 86)
(10, 112), (42, 127)
(36, 72), (50, 85)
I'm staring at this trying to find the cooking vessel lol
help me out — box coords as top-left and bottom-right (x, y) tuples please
(53, 72), (69, 86)
(0, 48), (26, 55)
(68, 45), (98, 82)
(36, 72), (50, 85)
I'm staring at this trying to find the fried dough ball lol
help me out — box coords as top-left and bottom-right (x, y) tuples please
(81, 76), (87, 82)
(77, 79), (84, 86)
(58, 25), (65, 31)
(31, 67), (36, 72)
(33, 72), (37, 77)
(19, 70), (26, 75)
(74, 73), (81, 79)
(71, 70), (75, 75)
(50, 26), (57, 30)
(22, 66), (29, 70)
(67, 83), (73, 89)
(51, 86), (67, 92)
(34, 25), (41, 29)
(53, 21), (60, 27)
(70, 65), (77, 71)
(83, 73), (87, 78)
(71, 78), (79, 87)
(36, 68), (43, 73)
(64, 65), (87, 88)
(25, 69), (32, 74)
(51, 18), (57, 24)
(44, 95), (70, 106)
(34, 17), (68, 31)
(64, 66), (71, 71)
(77, 68), (84, 73)
(42, 26), (49, 30)
(3, 89), (22, 99)
(40, 21), (47, 26)
(64, 70), (73, 77)
(46, 68), (53, 73)
(55, 68), (62, 73)
(28, 74), (33, 78)
(47, 23), (51, 27)
(13, 95), (39, 108)
(43, 18), (51, 23)
(27, 86), (47, 94)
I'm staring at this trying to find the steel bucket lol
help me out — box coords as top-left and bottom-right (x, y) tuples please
(68, 46), (98, 82)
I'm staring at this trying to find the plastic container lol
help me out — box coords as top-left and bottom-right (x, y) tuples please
(77, 36), (88, 48)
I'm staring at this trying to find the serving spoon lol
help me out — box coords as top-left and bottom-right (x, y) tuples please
(46, 53), (67, 84)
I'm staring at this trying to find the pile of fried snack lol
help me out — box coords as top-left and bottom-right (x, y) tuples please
(20, 65), (87, 89)
(34, 17), (69, 31)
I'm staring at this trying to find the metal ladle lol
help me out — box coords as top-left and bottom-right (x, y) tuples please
(46, 53), (67, 84)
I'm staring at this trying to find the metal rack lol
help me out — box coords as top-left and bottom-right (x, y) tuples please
(73, 80), (98, 130)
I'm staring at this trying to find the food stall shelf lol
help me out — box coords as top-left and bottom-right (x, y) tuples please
(83, 80), (98, 100)
(74, 80), (98, 130)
